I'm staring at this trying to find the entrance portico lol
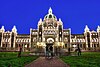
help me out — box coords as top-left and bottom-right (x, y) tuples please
(45, 38), (54, 55)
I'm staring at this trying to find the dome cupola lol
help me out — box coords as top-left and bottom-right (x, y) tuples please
(44, 7), (57, 20)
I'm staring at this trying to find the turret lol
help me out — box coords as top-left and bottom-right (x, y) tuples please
(59, 18), (63, 25)
(84, 25), (90, 33)
(1, 26), (5, 32)
(97, 25), (100, 47)
(11, 25), (17, 48)
(97, 25), (100, 32)
(12, 25), (17, 33)
(84, 25), (91, 50)
(44, 7), (57, 20)
(38, 18), (42, 26)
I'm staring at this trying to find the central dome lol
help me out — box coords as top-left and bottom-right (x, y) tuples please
(44, 7), (57, 20)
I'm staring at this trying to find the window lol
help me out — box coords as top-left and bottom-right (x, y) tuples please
(33, 38), (37, 42)
(53, 16), (55, 18)
(43, 38), (45, 41)
(45, 16), (47, 18)
(64, 38), (68, 42)
(49, 14), (52, 18)
(60, 37), (62, 41)
(39, 38), (41, 41)
(56, 38), (58, 41)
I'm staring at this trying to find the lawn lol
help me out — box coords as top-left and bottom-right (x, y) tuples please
(0, 52), (38, 67)
(60, 52), (100, 67)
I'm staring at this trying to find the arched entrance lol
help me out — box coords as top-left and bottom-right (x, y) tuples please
(46, 43), (53, 57)
(45, 38), (54, 56)
(46, 43), (53, 52)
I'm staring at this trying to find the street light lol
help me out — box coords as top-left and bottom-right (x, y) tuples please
(25, 44), (27, 48)
(73, 44), (77, 51)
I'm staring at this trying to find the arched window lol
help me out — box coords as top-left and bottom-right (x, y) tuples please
(73, 39), (75, 42)
(49, 14), (52, 18)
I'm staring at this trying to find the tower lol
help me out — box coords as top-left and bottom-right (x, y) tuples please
(0, 26), (5, 47)
(97, 26), (100, 47)
(38, 18), (43, 43)
(11, 26), (17, 48)
(84, 25), (91, 50)
(58, 18), (63, 42)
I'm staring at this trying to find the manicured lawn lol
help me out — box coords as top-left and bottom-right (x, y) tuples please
(0, 52), (38, 67)
(60, 52), (100, 67)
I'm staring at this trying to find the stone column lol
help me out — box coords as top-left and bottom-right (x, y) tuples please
(44, 46), (46, 55)
(1, 32), (3, 47)
(99, 35), (100, 47)
(23, 44), (24, 52)
(13, 36), (16, 48)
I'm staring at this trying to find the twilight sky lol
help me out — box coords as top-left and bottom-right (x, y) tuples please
(0, 0), (100, 34)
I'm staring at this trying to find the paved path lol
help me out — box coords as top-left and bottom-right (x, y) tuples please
(25, 57), (69, 67)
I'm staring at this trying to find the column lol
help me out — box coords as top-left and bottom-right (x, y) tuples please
(23, 44), (24, 52)
(29, 38), (31, 50)
(44, 46), (46, 55)
(98, 32), (100, 48)
(1, 32), (3, 47)
(13, 36), (16, 48)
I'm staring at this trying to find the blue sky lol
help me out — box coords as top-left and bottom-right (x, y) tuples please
(0, 0), (100, 34)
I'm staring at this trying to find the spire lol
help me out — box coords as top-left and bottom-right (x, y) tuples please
(84, 25), (89, 32)
(97, 25), (100, 32)
(48, 7), (52, 14)
(59, 18), (63, 24)
(12, 25), (17, 33)
(59, 18), (62, 22)
(85, 25), (89, 29)
(97, 25), (100, 29)
(38, 18), (42, 25)
(1, 26), (5, 32)
(39, 18), (42, 22)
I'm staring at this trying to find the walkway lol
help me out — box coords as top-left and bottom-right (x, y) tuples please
(25, 57), (69, 67)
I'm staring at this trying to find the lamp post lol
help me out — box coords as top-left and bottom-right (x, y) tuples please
(25, 44), (27, 51)
(73, 44), (77, 51)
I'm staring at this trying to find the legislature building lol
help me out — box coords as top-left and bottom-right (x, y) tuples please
(0, 8), (100, 53)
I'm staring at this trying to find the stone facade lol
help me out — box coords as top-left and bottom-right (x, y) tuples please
(0, 8), (100, 53)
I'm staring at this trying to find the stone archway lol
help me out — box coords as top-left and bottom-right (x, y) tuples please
(46, 43), (53, 52)
(45, 38), (54, 56)
(47, 38), (54, 43)
(46, 43), (53, 56)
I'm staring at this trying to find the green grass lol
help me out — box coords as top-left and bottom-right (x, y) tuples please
(60, 52), (100, 67)
(0, 52), (38, 67)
